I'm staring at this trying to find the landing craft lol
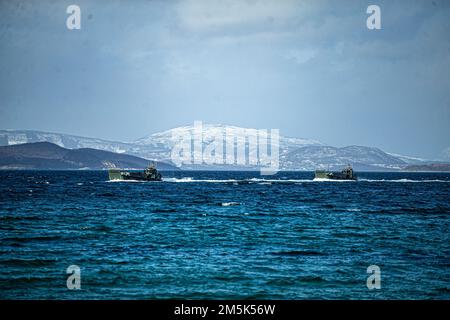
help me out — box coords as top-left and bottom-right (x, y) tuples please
(108, 163), (162, 181)
(314, 165), (357, 181)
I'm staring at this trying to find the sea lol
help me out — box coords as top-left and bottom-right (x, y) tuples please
(0, 170), (449, 299)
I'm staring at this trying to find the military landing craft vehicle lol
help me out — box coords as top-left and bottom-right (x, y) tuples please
(108, 163), (162, 181)
(315, 165), (357, 181)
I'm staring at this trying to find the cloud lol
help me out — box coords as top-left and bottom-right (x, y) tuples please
(282, 48), (317, 65)
(175, 0), (300, 32)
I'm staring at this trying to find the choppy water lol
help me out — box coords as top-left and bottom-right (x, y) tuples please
(0, 170), (449, 299)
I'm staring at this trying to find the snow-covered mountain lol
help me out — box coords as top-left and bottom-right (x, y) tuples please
(133, 123), (322, 162)
(0, 125), (426, 170)
(283, 145), (407, 171)
(0, 129), (130, 154)
(0, 129), (165, 161)
(135, 123), (321, 148)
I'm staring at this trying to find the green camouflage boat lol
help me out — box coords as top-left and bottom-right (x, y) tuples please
(108, 163), (162, 181)
(315, 165), (357, 181)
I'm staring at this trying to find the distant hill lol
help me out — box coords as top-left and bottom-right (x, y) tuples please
(0, 142), (177, 170)
(403, 163), (450, 172)
(282, 145), (407, 171)
(0, 126), (430, 170)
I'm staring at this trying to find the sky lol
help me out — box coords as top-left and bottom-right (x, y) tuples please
(0, 0), (449, 159)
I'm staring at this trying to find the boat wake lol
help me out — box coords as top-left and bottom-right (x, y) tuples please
(312, 178), (355, 182)
(163, 177), (313, 183)
(162, 177), (449, 183)
(105, 177), (449, 184)
(107, 179), (160, 183)
(162, 177), (239, 183)
(358, 178), (449, 183)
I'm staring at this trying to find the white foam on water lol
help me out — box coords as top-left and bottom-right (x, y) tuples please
(358, 178), (449, 183)
(221, 202), (241, 206)
(163, 177), (352, 183)
(162, 177), (194, 182)
(106, 179), (157, 183)
(312, 178), (355, 182)
(163, 177), (238, 183)
(107, 177), (448, 184)
(35, 181), (50, 185)
(249, 178), (313, 183)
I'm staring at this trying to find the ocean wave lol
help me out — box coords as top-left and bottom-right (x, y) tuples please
(162, 177), (194, 182)
(220, 202), (241, 206)
(346, 208), (361, 212)
(312, 178), (355, 182)
(107, 179), (159, 183)
(0, 258), (58, 267)
(358, 178), (449, 183)
(106, 177), (449, 183)
(164, 177), (312, 183)
(271, 250), (325, 256)
(248, 178), (312, 183)
(0, 215), (42, 221)
(163, 177), (239, 183)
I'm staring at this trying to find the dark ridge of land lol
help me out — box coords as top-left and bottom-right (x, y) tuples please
(402, 163), (450, 172)
(0, 142), (177, 170)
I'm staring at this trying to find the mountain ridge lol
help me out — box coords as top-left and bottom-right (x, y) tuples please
(0, 142), (176, 170)
(0, 125), (432, 171)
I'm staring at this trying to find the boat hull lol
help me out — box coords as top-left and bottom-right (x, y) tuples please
(108, 169), (162, 181)
(315, 170), (357, 181)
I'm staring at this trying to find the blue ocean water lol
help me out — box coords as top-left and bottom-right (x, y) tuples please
(0, 170), (449, 299)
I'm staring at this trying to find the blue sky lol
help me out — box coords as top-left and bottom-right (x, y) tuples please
(0, 0), (449, 159)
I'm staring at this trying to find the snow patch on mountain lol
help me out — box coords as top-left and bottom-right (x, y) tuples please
(386, 152), (427, 164)
(0, 125), (426, 170)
